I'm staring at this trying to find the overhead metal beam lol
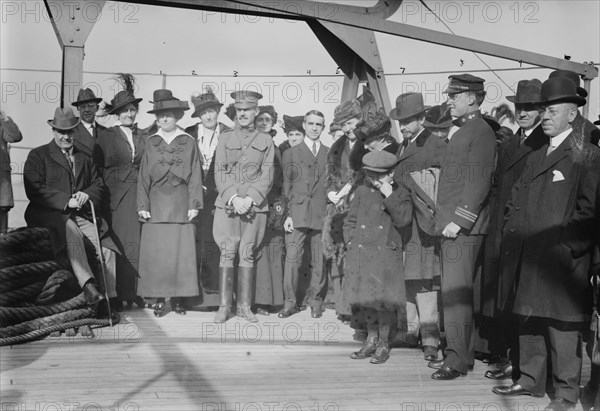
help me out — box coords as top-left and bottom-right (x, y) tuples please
(44, 0), (106, 107)
(125, 0), (596, 80)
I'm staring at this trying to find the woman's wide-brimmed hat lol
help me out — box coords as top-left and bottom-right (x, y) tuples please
(540, 77), (586, 107)
(47, 106), (80, 130)
(389, 92), (430, 122)
(422, 103), (453, 129)
(147, 89), (190, 114)
(107, 90), (142, 115)
(190, 89), (223, 118)
(355, 108), (392, 142)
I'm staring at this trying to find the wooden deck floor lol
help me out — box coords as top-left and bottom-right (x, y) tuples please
(1, 307), (590, 411)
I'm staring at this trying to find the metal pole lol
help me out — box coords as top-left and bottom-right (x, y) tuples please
(89, 201), (113, 327)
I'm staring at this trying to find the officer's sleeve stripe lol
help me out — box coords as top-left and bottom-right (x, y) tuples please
(455, 207), (477, 222)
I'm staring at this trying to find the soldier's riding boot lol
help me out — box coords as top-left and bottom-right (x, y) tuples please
(213, 267), (234, 323)
(237, 266), (258, 323)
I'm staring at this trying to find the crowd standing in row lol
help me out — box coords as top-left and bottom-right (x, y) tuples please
(13, 68), (600, 410)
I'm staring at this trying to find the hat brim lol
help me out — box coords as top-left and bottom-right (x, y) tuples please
(576, 86), (588, 98)
(363, 164), (396, 172)
(233, 102), (258, 110)
(107, 98), (143, 115)
(542, 95), (586, 107)
(72, 97), (103, 107)
(191, 102), (223, 118)
(389, 107), (428, 121)
(148, 101), (190, 114)
(423, 119), (453, 129)
(47, 117), (80, 131)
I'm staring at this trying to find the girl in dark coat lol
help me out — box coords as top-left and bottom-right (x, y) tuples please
(137, 89), (203, 317)
(342, 150), (412, 364)
(94, 74), (146, 309)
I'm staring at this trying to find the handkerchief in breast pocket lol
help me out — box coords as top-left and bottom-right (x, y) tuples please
(552, 170), (565, 182)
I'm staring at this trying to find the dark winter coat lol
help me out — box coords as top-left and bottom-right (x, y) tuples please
(24, 139), (117, 256)
(73, 122), (109, 158)
(499, 130), (600, 322)
(0, 116), (22, 208)
(341, 184), (412, 313)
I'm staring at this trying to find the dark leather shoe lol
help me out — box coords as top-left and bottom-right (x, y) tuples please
(485, 363), (513, 380)
(83, 282), (105, 305)
(154, 300), (166, 317)
(544, 398), (575, 411)
(423, 346), (438, 361)
(492, 383), (543, 397)
(370, 340), (391, 364)
(428, 359), (445, 370)
(256, 307), (270, 316)
(350, 337), (378, 359)
(278, 306), (300, 318)
(431, 364), (465, 380)
(310, 306), (323, 318)
(296, 304), (307, 311)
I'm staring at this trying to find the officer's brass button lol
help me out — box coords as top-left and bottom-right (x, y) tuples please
(360, 225), (365, 229)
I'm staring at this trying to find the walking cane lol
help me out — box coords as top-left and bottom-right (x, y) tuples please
(89, 200), (113, 327)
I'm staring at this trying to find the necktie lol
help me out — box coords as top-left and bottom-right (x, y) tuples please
(546, 144), (556, 156)
(520, 129), (527, 145)
(312, 141), (317, 156)
(63, 150), (74, 174)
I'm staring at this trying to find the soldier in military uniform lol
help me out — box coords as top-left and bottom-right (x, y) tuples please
(428, 74), (496, 380)
(213, 90), (275, 323)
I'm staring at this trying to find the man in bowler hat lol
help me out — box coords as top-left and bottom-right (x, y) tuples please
(481, 79), (546, 381)
(213, 90), (274, 323)
(493, 77), (600, 410)
(71, 88), (109, 157)
(428, 74), (496, 380)
(24, 107), (119, 308)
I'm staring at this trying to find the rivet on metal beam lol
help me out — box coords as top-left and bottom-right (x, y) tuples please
(76, 27), (80, 31)
(374, 53), (378, 57)
(69, 39), (74, 43)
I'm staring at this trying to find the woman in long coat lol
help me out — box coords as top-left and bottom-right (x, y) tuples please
(94, 74), (146, 309)
(137, 89), (203, 317)
(0, 111), (22, 234)
(253, 105), (285, 314)
(342, 151), (412, 364)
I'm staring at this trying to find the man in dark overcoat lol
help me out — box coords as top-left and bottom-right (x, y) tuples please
(492, 77), (600, 410)
(185, 90), (231, 294)
(390, 92), (446, 360)
(212, 91), (274, 323)
(278, 110), (329, 319)
(71, 88), (109, 158)
(429, 74), (496, 380)
(24, 107), (118, 306)
(479, 79), (546, 380)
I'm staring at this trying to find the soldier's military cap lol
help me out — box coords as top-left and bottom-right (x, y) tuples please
(443, 74), (485, 94)
(362, 150), (398, 172)
(231, 90), (263, 109)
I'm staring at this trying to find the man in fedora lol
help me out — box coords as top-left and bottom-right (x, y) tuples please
(389, 92), (446, 361)
(24, 107), (119, 309)
(481, 79), (546, 381)
(492, 77), (600, 410)
(278, 110), (329, 319)
(549, 70), (600, 146)
(428, 74), (496, 380)
(185, 89), (231, 295)
(71, 88), (108, 157)
(213, 90), (274, 323)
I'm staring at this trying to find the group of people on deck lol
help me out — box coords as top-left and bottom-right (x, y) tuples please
(17, 68), (600, 410)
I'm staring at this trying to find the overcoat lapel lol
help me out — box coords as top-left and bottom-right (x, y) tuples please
(533, 136), (571, 180)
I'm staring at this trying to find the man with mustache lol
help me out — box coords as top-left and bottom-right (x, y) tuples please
(212, 90), (274, 323)
(71, 88), (109, 158)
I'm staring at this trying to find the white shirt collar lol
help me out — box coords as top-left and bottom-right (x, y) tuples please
(524, 122), (541, 137)
(304, 136), (320, 153)
(549, 127), (572, 149)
